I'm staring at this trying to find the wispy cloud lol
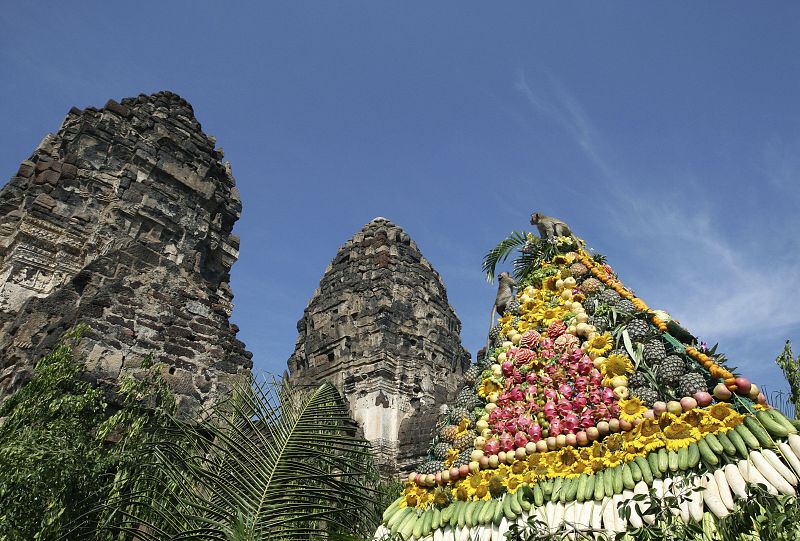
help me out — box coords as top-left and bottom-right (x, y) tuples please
(513, 69), (800, 383)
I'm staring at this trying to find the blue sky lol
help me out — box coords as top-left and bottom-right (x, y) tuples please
(2, 3), (799, 396)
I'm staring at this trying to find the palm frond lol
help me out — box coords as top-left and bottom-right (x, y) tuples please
(482, 231), (529, 282)
(96, 376), (382, 541)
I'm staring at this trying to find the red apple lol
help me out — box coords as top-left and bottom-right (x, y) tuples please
(714, 383), (733, 400)
(735, 377), (752, 395)
(680, 397), (698, 411)
(693, 391), (713, 407)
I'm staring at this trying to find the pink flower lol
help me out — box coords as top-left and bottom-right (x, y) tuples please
(547, 320), (567, 339)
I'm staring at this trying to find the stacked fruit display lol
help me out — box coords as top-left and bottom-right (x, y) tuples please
(376, 227), (800, 541)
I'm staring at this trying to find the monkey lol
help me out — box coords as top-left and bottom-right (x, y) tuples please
(530, 212), (573, 241)
(485, 271), (518, 354)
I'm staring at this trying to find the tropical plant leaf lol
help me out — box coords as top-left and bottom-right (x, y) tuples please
(95, 377), (382, 541)
(482, 231), (529, 282)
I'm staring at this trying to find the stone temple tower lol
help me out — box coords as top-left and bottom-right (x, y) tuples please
(287, 217), (471, 475)
(0, 92), (251, 415)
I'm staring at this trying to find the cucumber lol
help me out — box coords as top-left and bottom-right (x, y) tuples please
(612, 466), (624, 494)
(697, 438), (719, 466)
(622, 463), (635, 489)
(705, 433), (724, 454)
(756, 410), (789, 438)
(687, 442), (701, 468)
(668, 450), (679, 472)
(533, 484), (544, 507)
(558, 478), (570, 503)
(727, 428), (749, 458)
(551, 477), (564, 502)
(576, 474), (588, 503)
(388, 507), (413, 533)
(465, 500), (481, 527)
(394, 510), (416, 537)
(584, 473), (596, 501)
(414, 509), (429, 538)
(744, 415), (776, 448)
(629, 459), (643, 482)
(767, 409), (798, 435)
(564, 477), (579, 502)
(678, 446), (689, 470)
(402, 511), (419, 539)
(518, 486), (532, 511)
(791, 419), (800, 431)
(442, 501), (457, 524)
(648, 452), (662, 478)
(604, 468), (615, 496)
(432, 506), (442, 529)
(734, 423), (761, 450)
(493, 496), (504, 524)
(658, 448), (669, 473)
(457, 499), (468, 527)
(478, 499), (493, 524)
(510, 491), (523, 514)
(382, 497), (402, 522)
(503, 493), (517, 520)
(594, 470), (605, 500)
(716, 431), (737, 456)
(542, 478), (554, 498)
(635, 456), (654, 485)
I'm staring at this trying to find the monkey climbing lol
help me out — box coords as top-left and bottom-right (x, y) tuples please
(485, 271), (517, 354)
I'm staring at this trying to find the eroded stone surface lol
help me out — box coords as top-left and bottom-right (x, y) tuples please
(287, 218), (470, 475)
(0, 92), (251, 416)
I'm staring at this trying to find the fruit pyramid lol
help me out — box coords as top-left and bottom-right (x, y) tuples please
(376, 222), (800, 541)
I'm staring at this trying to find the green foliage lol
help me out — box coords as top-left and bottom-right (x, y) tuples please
(775, 340), (800, 417)
(482, 231), (530, 283)
(0, 325), (176, 540)
(100, 377), (384, 541)
(715, 484), (800, 541)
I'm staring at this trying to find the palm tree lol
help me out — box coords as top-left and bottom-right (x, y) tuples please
(97, 377), (384, 541)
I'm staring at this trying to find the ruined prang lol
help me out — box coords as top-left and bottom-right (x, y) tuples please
(287, 217), (471, 475)
(0, 91), (252, 416)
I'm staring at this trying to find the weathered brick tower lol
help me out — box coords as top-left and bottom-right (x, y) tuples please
(0, 92), (251, 415)
(287, 217), (471, 475)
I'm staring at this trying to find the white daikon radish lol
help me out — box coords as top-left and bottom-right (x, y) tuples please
(724, 463), (747, 499)
(762, 448), (798, 486)
(687, 476), (704, 522)
(751, 450), (795, 495)
(713, 468), (736, 511)
(778, 441), (800, 479)
(701, 473), (729, 518)
(590, 500), (603, 531)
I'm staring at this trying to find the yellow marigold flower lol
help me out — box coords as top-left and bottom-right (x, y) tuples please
(444, 448), (459, 467)
(587, 332), (613, 357)
(680, 409), (704, 428)
(542, 276), (559, 291)
(603, 353), (634, 377)
(474, 484), (489, 499)
(478, 378), (501, 398)
(754, 404), (770, 411)
(456, 418), (471, 436)
(507, 475), (523, 493)
(619, 397), (648, 422)
(662, 420), (700, 451)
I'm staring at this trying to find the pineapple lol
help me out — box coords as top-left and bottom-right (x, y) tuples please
(589, 315), (609, 333)
(432, 442), (450, 460)
(628, 371), (648, 389)
(598, 288), (621, 306)
(583, 298), (597, 315)
(643, 339), (667, 364)
(453, 449), (472, 468)
(440, 425), (459, 443)
(506, 299), (521, 316)
(678, 372), (708, 397)
(614, 299), (636, 318)
(570, 262), (589, 277)
(581, 277), (603, 294)
(656, 355), (685, 386)
(488, 323), (502, 343)
(624, 319), (651, 342)
(448, 407), (471, 424)
(452, 430), (477, 451)
(464, 365), (481, 385)
(630, 386), (659, 407)
(418, 459), (444, 475)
